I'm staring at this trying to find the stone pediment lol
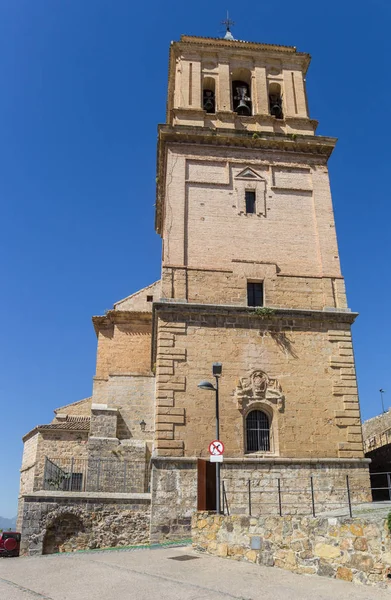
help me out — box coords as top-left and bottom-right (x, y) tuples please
(235, 369), (285, 413)
(235, 167), (264, 180)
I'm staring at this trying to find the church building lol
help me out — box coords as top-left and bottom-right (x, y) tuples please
(17, 30), (371, 555)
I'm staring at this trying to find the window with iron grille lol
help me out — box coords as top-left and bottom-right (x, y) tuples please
(247, 282), (263, 307)
(245, 190), (256, 214)
(246, 410), (270, 452)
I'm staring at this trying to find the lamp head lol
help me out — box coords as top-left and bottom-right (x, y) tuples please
(198, 380), (216, 391)
(212, 363), (222, 377)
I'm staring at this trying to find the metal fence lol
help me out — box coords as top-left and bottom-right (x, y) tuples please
(43, 457), (150, 494)
(370, 471), (391, 502)
(220, 471), (388, 518)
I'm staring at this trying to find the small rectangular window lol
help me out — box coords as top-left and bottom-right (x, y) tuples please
(247, 282), (264, 307)
(245, 190), (256, 214)
(146, 295), (153, 302)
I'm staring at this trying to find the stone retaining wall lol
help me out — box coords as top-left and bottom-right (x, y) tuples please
(192, 511), (391, 589)
(21, 492), (151, 555)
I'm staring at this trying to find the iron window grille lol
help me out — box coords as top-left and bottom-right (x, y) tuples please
(246, 410), (270, 452)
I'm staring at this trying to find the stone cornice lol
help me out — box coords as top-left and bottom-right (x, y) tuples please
(153, 301), (357, 325)
(179, 34), (302, 54)
(92, 310), (152, 336)
(155, 125), (337, 234)
(22, 491), (151, 502)
(171, 36), (310, 73)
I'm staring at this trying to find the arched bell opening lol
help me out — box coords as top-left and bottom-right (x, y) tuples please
(269, 82), (283, 119)
(231, 68), (252, 116)
(203, 77), (216, 114)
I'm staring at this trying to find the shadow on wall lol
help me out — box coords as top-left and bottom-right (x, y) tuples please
(268, 330), (298, 359)
(117, 412), (132, 439)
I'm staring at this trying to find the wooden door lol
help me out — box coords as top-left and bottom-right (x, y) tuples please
(197, 459), (216, 511)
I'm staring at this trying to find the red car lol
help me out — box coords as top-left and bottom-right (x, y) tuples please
(0, 531), (21, 557)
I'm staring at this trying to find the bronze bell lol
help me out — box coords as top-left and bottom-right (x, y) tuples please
(271, 103), (282, 118)
(203, 90), (215, 113)
(235, 85), (251, 116)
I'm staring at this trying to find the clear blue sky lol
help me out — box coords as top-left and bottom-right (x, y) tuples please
(1, 1), (390, 518)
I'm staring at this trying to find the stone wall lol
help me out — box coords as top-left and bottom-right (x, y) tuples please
(113, 281), (161, 312)
(150, 459), (371, 544)
(92, 374), (155, 442)
(94, 317), (152, 380)
(54, 397), (92, 417)
(221, 460), (371, 516)
(32, 431), (89, 493)
(192, 511), (391, 589)
(363, 409), (391, 452)
(19, 433), (39, 496)
(150, 459), (196, 543)
(162, 266), (346, 311)
(154, 307), (363, 460)
(20, 493), (151, 555)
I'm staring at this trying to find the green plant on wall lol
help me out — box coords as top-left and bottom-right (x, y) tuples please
(46, 473), (70, 490)
(387, 510), (391, 532)
(251, 307), (276, 317)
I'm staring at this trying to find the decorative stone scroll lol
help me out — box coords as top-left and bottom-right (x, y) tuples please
(235, 369), (285, 413)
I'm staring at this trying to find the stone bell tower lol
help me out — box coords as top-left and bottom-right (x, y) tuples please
(150, 34), (370, 541)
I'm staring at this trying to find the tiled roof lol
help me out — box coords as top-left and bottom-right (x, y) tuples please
(23, 416), (90, 441)
(38, 421), (90, 431)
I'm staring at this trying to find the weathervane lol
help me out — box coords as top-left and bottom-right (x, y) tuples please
(221, 12), (235, 41)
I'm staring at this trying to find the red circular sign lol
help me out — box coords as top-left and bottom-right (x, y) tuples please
(208, 440), (224, 456)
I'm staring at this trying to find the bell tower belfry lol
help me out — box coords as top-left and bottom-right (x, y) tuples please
(156, 35), (346, 310)
(150, 34), (370, 542)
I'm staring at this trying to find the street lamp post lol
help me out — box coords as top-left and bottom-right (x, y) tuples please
(198, 362), (223, 515)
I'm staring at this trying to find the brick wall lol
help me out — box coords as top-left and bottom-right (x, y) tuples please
(161, 146), (346, 311)
(95, 320), (152, 380)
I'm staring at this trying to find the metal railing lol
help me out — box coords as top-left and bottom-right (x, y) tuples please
(221, 472), (389, 518)
(370, 471), (391, 502)
(43, 457), (150, 494)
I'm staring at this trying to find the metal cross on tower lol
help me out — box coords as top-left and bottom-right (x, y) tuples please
(221, 12), (235, 40)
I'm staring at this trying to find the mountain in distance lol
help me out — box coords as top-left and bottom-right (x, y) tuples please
(0, 516), (17, 530)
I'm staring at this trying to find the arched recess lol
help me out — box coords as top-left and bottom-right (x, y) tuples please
(203, 76), (216, 114)
(268, 82), (284, 119)
(42, 513), (87, 555)
(243, 402), (278, 455)
(231, 68), (252, 115)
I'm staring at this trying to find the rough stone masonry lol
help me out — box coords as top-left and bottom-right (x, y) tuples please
(192, 511), (391, 589)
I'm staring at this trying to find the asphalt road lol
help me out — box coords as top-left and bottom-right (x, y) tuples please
(0, 545), (389, 600)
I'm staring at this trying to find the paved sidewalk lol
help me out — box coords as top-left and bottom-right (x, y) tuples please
(0, 545), (389, 599)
